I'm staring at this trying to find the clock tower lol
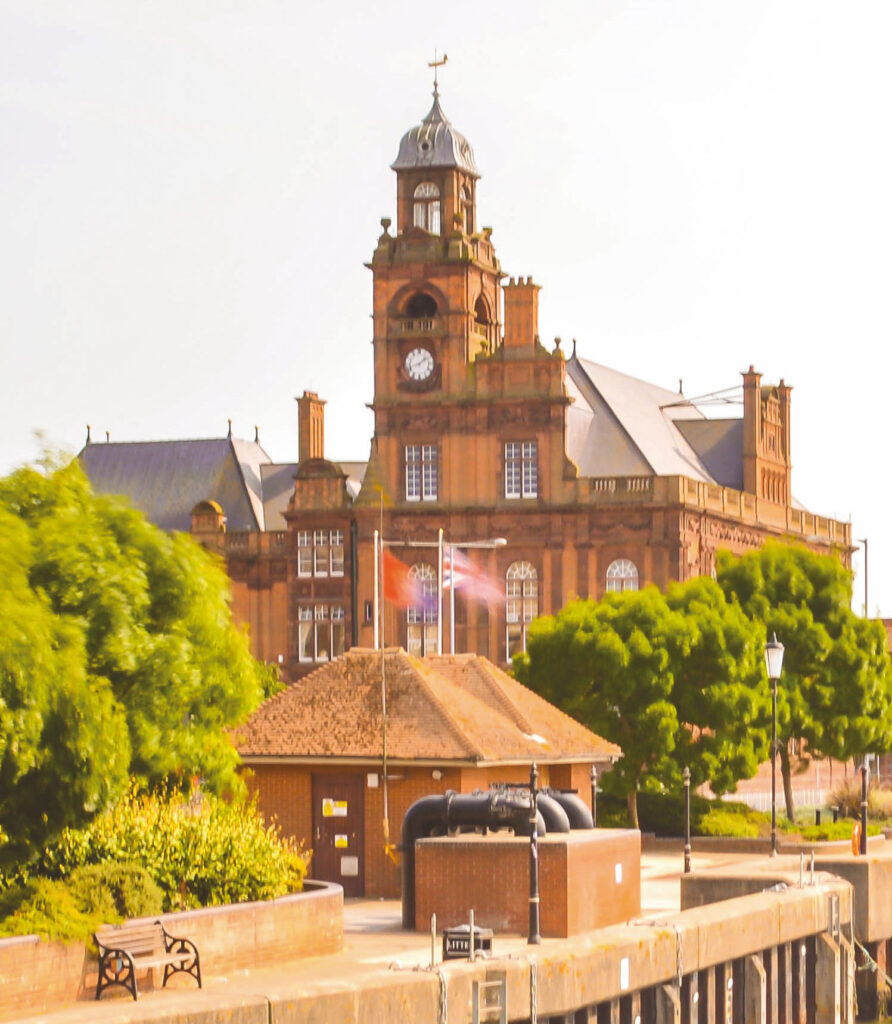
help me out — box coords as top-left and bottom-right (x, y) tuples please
(366, 84), (504, 505)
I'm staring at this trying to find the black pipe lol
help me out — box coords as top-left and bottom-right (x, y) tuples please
(400, 790), (546, 929)
(534, 793), (571, 833)
(540, 788), (593, 829)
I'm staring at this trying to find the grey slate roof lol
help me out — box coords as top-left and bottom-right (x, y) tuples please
(675, 419), (744, 490)
(567, 356), (717, 481)
(81, 439), (370, 534)
(80, 437), (272, 532)
(391, 87), (479, 176)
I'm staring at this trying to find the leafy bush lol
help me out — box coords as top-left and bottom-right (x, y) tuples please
(797, 820), (881, 842)
(23, 789), (309, 911)
(0, 879), (107, 944)
(65, 863), (162, 921)
(697, 807), (760, 838)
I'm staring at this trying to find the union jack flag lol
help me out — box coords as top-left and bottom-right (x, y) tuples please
(442, 546), (503, 606)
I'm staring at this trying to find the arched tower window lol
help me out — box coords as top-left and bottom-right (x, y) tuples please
(474, 296), (490, 327)
(413, 182), (441, 234)
(460, 185), (474, 233)
(407, 563), (438, 655)
(405, 292), (438, 318)
(506, 561), (538, 659)
(606, 558), (639, 593)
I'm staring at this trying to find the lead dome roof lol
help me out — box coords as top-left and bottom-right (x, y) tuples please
(391, 86), (479, 177)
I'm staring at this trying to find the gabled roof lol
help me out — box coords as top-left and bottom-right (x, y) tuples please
(566, 356), (737, 483)
(260, 462), (298, 531)
(236, 648), (619, 765)
(79, 436), (272, 532)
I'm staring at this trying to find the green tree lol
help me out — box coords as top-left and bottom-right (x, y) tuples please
(514, 588), (688, 828)
(515, 579), (770, 827)
(717, 542), (892, 818)
(665, 577), (770, 794)
(0, 458), (273, 865)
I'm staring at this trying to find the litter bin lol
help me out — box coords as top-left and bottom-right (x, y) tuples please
(442, 924), (494, 960)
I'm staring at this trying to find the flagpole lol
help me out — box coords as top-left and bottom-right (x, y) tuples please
(373, 528), (379, 650)
(437, 528), (444, 655)
(450, 543), (456, 655)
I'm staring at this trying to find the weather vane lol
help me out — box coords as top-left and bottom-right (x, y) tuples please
(428, 50), (448, 89)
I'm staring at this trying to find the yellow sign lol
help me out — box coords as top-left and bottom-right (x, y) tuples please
(335, 835), (348, 848)
(322, 798), (348, 818)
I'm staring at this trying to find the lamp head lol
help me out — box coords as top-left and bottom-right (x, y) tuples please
(765, 632), (785, 680)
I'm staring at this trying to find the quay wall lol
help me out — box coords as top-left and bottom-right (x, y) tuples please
(258, 878), (855, 1023)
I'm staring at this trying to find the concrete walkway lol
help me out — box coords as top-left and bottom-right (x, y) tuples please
(14, 847), (760, 1024)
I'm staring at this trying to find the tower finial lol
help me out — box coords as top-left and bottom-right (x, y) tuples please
(428, 50), (447, 94)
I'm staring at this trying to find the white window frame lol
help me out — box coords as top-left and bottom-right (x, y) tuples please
(405, 444), (437, 502)
(407, 563), (438, 655)
(298, 604), (346, 663)
(413, 182), (441, 234)
(505, 441), (538, 499)
(606, 558), (639, 593)
(299, 529), (344, 577)
(506, 561), (538, 659)
(297, 530), (312, 577)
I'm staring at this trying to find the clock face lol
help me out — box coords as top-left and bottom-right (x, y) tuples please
(404, 347), (435, 381)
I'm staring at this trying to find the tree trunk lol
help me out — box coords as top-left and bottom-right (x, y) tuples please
(627, 789), (639, 830)
(779, 742), (796, 821)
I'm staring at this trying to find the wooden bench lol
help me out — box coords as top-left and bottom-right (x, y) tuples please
(94, 920), (201, 1001)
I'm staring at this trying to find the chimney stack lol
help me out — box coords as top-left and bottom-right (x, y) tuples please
(503, 277), (540, 350)
(297, 391), (326, 463)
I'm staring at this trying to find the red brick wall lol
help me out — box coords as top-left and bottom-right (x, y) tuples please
(0, 882), (342, 1020)
(0, 936), (86, 1021)
(245, 763), (312, 857)
(414, 830), (640, 937)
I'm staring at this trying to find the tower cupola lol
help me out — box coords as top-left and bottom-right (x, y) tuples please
(391, 85), (479, 176)
(391, 86), (479, 236)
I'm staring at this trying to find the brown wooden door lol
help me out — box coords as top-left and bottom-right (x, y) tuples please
(311, 774), (365, 897)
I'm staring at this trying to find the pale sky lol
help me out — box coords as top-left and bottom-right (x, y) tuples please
(3, 2), (890, 614)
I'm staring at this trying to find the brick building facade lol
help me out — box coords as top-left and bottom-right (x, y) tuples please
(81, 86), (852, 680)
(236, 648), (618, 898)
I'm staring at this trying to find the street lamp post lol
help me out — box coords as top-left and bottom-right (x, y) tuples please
(683, 766), (691, 874)
(528, 762), (541, 945)
(590, 765), (598, 827)
(765, 633), (785, 857)
(861, 756), (870, 856)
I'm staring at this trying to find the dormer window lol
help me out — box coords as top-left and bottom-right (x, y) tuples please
(413, 182), (441, 234)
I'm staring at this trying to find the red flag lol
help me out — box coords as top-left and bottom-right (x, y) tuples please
(382, 549), (423, 608)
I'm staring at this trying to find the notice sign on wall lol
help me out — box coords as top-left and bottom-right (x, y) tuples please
(322, 798), (348, 818)
(334, 835), (348, 848)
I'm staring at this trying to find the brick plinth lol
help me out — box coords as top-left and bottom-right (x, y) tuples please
(414, 829), (640, 937)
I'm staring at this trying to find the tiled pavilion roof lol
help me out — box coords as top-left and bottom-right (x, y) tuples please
(237, 648), (619, 765)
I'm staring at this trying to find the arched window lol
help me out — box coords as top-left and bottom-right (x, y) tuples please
(506, 561), (538, 659)
(407, 563), (438, 655)
(405, 292), (438, 318)
(606, 558), (639, 593)
(460, 185), (473, 233)
(474, 296), (490, 328)
(413, 182), (441, 234)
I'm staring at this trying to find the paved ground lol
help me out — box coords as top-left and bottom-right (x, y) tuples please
(17, 846), (763, 1024)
